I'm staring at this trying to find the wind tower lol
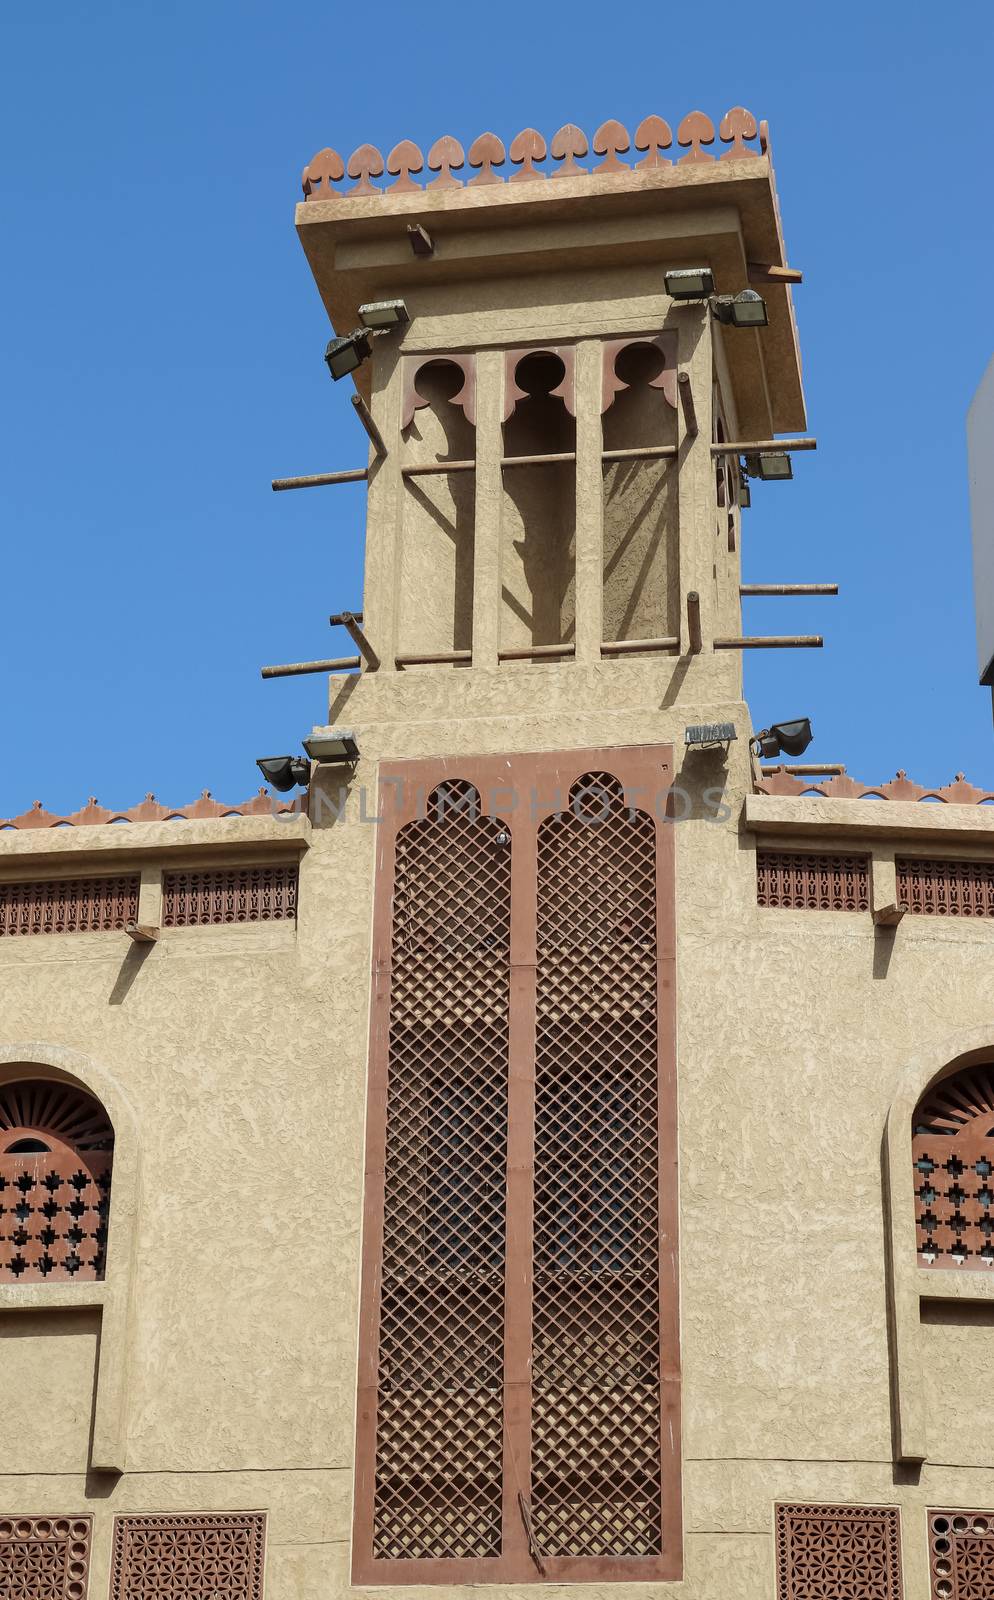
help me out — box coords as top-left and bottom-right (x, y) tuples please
(278, 107), (816, 1587)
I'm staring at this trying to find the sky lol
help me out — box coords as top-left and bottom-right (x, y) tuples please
(1, 2), (993, 816)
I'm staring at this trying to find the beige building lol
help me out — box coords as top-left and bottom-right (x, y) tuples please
(2, 107), (993, 1600)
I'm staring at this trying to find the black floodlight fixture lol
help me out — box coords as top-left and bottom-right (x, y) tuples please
(711, 288), (769, 328)
(752, 718), (813, 760)
(256, 755), (311, 792)
(358, 298), (410, 331)
(325, 329), (372, 381)
(302, 729), (360, 765)
(664, 266), (715, 301)
(748, 451), (793, 481)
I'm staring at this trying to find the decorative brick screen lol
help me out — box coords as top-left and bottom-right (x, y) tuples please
(355, 750), (680, 1584)
(913, 1064), (994, 1268)
(897, 858), (994, 918)
(929, 1510), (994, 1597)
(0, 1514), (91, 1600)
(0, 875), (139, 937)
(776, 1504), (903, 1600)
(757, 851), (869, 911)
(162, 864), (298, 926)
(110, 1512), (266, 1600)
(532, 774), (661, 1557)
(0, 1082), (113, 1284)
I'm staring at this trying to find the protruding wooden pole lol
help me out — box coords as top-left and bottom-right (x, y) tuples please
(351, 393), (387, 458)
(261, 656), (361, 678)
(271, 468), (368, 491)
(714, 635), (823, 649)
(678, 373), (698, 436)
(740, 583), (838, 596)
(329, 610), (380, 671)
(711, 437), (817, 455)
(687, 592), (703, 654)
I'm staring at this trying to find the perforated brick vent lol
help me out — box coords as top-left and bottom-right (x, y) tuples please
(757, 851), (870, 911)
(913, 1064), (994, 1268)
(162, 864), (298, 926)
(897, 858), (994, 918)
(372, 780), (511, 1560)
(0, 1083), (113, 1283)
(0, 1514), (91, 1599)
(776, 1504), (903, 1600)
(0, 875), (139, 937)
(929, 1510), (994, 1597)
(110, 1513), (265, 1600)
(532, 773), (661, 1557)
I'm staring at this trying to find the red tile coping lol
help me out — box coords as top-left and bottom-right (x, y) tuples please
(755, 770), (994, 805)
(0, 789), (300, 830)
(302, 109), (767, 201)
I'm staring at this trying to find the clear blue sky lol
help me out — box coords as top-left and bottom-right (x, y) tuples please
(2, 2), (993, 816)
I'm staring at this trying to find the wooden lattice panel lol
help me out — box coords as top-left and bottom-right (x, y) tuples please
(110, 1513), (265, 1599)
(897, 858), (994, 918)
(0, 875), (139, 937)
(776, 1504), (903, 1600)
(372, 781), (511, 1560)
(0, 1515), (91, 1600)
(533, 774), (661, 1557)
(0, 1083), (113, 1284)
(913, 1064), (994, 1268)
(929, 1510), (994, 1598)
(162, 864), (297, 926)
(757, 851), (870, 911)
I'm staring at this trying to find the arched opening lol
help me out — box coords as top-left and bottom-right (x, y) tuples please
(912, 1062), (994, 1268)
(0, 1080), (114, 1282)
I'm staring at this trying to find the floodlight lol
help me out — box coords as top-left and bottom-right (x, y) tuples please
(256, 755), (310, 792)
(752, 718), (813, 760)
(325, 329), (373, 380)
(664, 267), (715, 301)
(358, 298), (410, 330)
(711, 289), (769, 328)
(302, 729), (360, 764)
(751, 451), (793, 481)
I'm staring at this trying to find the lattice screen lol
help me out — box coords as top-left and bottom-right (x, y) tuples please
(110, 1513), (266, 1600)
(929, 1509), (994, 1598)
(897, 858), (994, 918)
(372, 781), (511, 1560)
(0, 1514), (91, 1600)
(533, 773), (661, 1557)
(0, 875), (139, 937)
(913, 1064), (994, 1268)
(162, 864), (297, 926)
(357, 751), (678, 1584)
(0, 1082), (113, 1283)
(776, 1504), (903, 1600)
(757, 851), (869, 911)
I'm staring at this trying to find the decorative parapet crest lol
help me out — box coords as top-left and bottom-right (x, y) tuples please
(0, 788), (299, 830)
(301, 109), (768, 200)
(755, 770), (994, 805)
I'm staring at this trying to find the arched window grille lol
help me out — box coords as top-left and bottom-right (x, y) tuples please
(913, 1063), (994, 1269)
(0, 1080), (114, 1282)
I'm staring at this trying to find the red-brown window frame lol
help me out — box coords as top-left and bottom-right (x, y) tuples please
(353, 747), (681, 1584)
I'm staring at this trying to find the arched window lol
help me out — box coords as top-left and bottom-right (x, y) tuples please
(913, 1063), (994, 1268)
(0, 1080), (113, 1282)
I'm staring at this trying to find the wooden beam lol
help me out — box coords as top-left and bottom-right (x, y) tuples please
(715, 635), (823, 649)
(740, 584), (838, 596)
(747, 261), (804, 285)
(601, 636), (679, 656)
(711, 438), (816, 455)
(687, 592), (703, 654)
(678, 372), (698, 436)
(351, 393), (387, 458)
(261, 656), (361, 678)
(271, 468), (368, 491)
(329, 610), (380, 671)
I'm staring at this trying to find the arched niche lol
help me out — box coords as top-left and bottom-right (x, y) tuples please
(0, 1043), (140, 1473)
(501, 348), (577, 653)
